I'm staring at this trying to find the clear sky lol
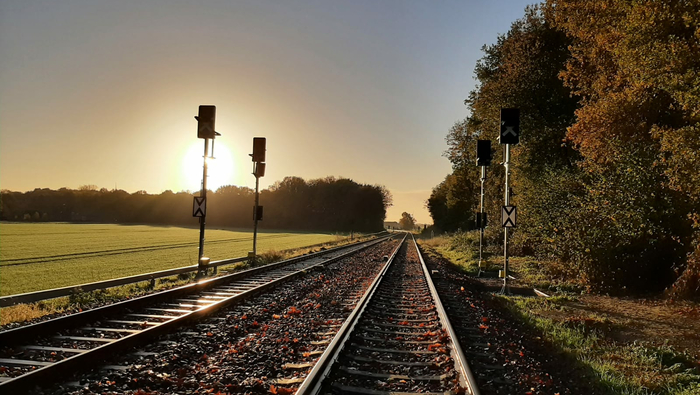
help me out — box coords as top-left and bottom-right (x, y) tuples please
(0, 0), (533, 224)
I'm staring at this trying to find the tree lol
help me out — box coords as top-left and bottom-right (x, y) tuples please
(399, 212), (416, 231)
(548, 0), (699, 293)
(0, 176), (391, 233)
(427, 169), (477, 232)
(437, 2), (699, 293)
(446, 5), (580, 255)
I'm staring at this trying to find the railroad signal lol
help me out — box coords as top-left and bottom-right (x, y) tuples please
(499, 108), (520, 145)
(251, 137), (267, 258)
(476, 140), (492, 166)
(196, 105), (216, 139)
(252, 137), (266, 163)
(254, 162), (266, 178)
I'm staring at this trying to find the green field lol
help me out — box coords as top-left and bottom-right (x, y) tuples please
(0, 223), (339, 296)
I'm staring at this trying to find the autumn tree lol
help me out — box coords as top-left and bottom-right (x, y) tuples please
(548, 0), (699, 293)
(427, 168), (478, 232)
(444, 5), (580, 254)
(437, 2), (700, 294)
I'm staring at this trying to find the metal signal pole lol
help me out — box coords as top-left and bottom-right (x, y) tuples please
(498, 108), (518, 295)
(476, 139), (491, 277)
(197, 138), (209, 275)
(250, 137), (266, 261)
(253, 163), (260, 257)
(500, 143), (511, 295)
(193, 105), (217, 279)
(477, 165), (486, 277)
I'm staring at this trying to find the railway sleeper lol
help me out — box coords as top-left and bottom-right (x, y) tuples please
(357, 326), (443, 337)
(337, 366), (451, 381)
(364, 321), (439, 330)
(330, 383), (456, 395)
(344, 355), (437, 367)
(355, 335), (442, 345)
(350, 344), (440, 355)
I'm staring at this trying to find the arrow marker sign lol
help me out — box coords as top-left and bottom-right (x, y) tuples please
(193, 197), (206, 217)
(502, 205), (516, 228)
(502, 126), (517, 137)
(499, 108), (520, 145)
(199, 124), (213, 137)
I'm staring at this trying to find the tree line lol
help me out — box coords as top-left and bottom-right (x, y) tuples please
(0, 176), (392, 233)
(428, 1), (700, 297)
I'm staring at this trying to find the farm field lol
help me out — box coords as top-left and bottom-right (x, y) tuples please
(0, 222), (339, 296)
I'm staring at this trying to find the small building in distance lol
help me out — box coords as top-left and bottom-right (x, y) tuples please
(383, 221), (400, 230)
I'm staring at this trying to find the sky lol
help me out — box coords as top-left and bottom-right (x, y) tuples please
(0, 0), (534, 224)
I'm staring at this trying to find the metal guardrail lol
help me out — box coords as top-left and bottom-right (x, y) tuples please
(0, 258), (244, 308)
(0, 231), (389, 308)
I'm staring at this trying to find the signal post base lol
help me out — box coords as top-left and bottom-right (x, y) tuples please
(497, 270), (512, 295)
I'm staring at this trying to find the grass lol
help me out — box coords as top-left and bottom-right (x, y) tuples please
(420, 232), (502, 275)
(421, 231), (584, 293)
(501, 295), (700, 395)
(0, 229), (375, 326)
(0, 222), (344, 296)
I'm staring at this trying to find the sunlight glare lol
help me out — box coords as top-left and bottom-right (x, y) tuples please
(182, 141), (236, 191)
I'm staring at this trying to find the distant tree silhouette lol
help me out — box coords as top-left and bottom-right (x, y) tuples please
(0, 177), (391, 233)
(399, 212), (416, 231)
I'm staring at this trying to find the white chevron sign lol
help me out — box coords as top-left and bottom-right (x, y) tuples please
(502, 205), (516, 228)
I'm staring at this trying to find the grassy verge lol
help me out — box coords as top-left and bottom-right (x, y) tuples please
(420, 231), (700, 395)
(420, 232), (506, 276)
(1, 233), (375, 326)
(499, 295), (700, 395)
(420, 231), (584, 293)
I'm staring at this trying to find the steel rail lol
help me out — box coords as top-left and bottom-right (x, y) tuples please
(0, 231), (389, 307)
(0, 235), (394, 393)
(0, 234), (391, 344)
(412, 234), (481, 395)
(296, 232), (408, 395)
(297, 233), (481, 395)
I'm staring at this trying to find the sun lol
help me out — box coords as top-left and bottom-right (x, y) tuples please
(182, 141), (236, 191)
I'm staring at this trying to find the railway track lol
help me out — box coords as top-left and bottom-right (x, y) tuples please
(0, 235), (394, 393)
(297, 235), (480, 395)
